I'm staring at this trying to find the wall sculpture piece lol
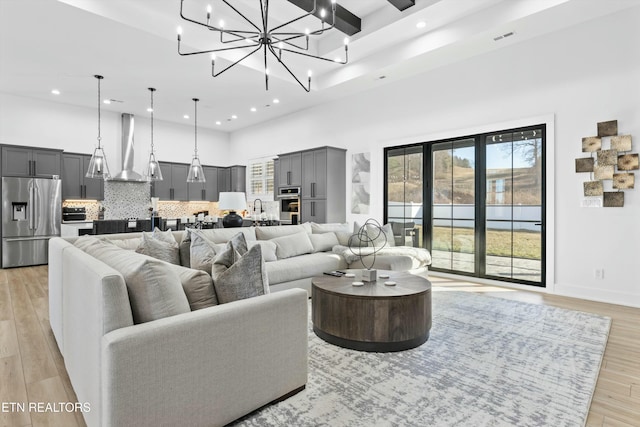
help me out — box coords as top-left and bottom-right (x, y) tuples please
(577, 120), (635, 207)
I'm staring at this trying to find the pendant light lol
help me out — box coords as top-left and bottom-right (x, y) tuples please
(187, 97), (205, 183)
(86, 75), (111, 179)
(144, 87), (163, 181)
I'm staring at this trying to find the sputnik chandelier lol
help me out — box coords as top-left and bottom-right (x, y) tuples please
(177, 0), (349, 92)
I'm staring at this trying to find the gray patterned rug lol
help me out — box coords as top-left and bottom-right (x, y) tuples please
(235, 291), (610, 427)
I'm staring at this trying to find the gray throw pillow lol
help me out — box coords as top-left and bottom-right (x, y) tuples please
(189, 229), (226, 274)
(136, 232), (180, 265)
(78, 239), (190, 324)
(366, 223), (395, 247)
(212, 241), (269, 304)
(309, 232), (339, 253)
(179, 229), (192, 267)
(271, 231), (314, 259)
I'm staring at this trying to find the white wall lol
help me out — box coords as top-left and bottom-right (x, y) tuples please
(0, 93), (231, 170)
(229, 7), (640, 307)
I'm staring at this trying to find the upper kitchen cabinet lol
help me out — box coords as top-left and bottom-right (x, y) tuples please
(188, 166), (219, 201)
(277, 152), (301, 188)
(152, 162), (189, 201)
(217, 167), (231, 196)
(230, 166), (246, 192)
(1, 145), (61, 178)
(62, 153), (103, 200)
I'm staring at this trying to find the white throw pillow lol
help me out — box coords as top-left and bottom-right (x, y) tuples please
(77, 239), (190, 324)
(270, 231), (314, 259)
(309, 232), (339, 253)
(248, 240), (278, 262)
(255, 223), (312, 240)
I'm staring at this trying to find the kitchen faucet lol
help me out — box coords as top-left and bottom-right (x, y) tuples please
(253, 199), (264, 216)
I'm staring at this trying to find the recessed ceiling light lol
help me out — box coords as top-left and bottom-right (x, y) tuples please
(273, 98), (280, 104)
(250, 107), (257, 112)
(51, 89), (60, 95)
(183, 114), (189, 119)
(147, 108), (153, 112)
(231, 115), (238, 119)
(215, 121), (221, 125)
(416, 21), (426, 29)
(103, 99), (111, 105)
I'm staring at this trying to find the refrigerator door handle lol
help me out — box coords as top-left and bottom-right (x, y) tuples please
(28, 182), (34, 230)
(33, 182), (40, 231)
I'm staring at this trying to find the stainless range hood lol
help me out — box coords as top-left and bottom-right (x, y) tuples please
(110, 113), (144, 182)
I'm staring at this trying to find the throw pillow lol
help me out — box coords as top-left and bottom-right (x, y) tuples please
(270, 231), (314, 259)
(310, 222), (351, 234)
(109, 237), (142, 251)
(309, 232), (339, 253)
(79, 239), (190, 324)
(171, 263), (218, 310)
(136, 232), (180, 265)
(366, 222), (395, 248)
(212, 242), (269, 304)
(255, 223), (312, 240)
(247, 240), (277, 262)
(178, 229), (192, 267)
(151, 227), (178, 244)
(189, 229), (226, 274)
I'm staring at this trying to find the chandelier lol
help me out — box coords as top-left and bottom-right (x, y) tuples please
(177, 0), (349, 92)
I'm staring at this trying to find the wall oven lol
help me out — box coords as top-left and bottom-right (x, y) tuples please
(277, 187), (300, 224)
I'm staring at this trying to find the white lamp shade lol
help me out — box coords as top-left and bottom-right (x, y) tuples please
(218, 192), (246, 211)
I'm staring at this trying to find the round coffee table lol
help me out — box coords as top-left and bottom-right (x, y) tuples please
(311, 270), (432, 352)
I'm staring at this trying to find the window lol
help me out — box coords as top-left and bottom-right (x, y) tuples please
(247, 156), (275, 200)
(385, 124), (545, 287)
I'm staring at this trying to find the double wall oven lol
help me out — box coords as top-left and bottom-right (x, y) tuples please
(277, 187), (300, 224)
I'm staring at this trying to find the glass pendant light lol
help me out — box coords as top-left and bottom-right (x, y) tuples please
(144, 87), (163, 181)
(187, 97), (205, 183)
(86, 75), (111, 179)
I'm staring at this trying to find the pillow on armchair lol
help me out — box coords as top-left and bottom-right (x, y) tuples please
(211, 233), (269, 304)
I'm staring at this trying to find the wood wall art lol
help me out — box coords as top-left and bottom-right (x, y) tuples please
(576, 119), (635, 207)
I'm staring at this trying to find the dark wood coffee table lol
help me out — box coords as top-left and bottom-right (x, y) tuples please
(312, 270), (432, 352)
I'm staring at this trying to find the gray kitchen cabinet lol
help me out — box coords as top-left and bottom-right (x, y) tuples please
(217, 167), (231, 196)
(299, 147), (346, 223)
(152, 162), (189, 201)
(188, 166), (219, 201)
(230, 165), (246, 192)
(2, 145), (61, 178)
(204, 166), (219, 201)
(301, 199), (327, 224)
(277, 152), (301, 188)
(302, 148), (328, 200)
(62, 153), (103, 200)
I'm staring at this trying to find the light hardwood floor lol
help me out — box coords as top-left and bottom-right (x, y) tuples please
(0, 266), (638, 427)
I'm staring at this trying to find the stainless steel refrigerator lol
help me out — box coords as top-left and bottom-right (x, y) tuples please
(2, 177), (61, 268)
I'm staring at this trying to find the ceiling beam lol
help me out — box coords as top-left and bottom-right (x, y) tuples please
(286, 0), (361, 36)
(387, 0), (415, 11)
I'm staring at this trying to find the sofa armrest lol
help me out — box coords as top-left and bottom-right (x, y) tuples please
(100, 288), (308, 427)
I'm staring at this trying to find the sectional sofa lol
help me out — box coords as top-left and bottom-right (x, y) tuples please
(48, 222), (431, 426)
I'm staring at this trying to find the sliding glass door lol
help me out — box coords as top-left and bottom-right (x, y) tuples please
(385, 125), (545, 287)
(485, 129), (543, 283)
(431, 139), (475, 273)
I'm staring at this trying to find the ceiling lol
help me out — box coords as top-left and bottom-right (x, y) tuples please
(1, 0), (637, 132)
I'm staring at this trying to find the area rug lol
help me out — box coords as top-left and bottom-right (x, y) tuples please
(234, 291), (611, 427)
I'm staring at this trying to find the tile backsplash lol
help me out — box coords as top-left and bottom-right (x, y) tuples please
(103, 181), (152, 219)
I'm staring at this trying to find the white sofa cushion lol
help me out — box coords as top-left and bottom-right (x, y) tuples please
(310, 222), (350, 234)
(248, 240), (277, 262)
(195, 227), (257, 243)
(75, 237), (190, 324)
(109, 237), (142, 250)
(255, 223), (311, 240)
(266, 252), (348, 285)
(309, 232), (339, 253)
(271, 231), (314, 259)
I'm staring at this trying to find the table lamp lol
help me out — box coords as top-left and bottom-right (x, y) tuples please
(218, 192), (246, 228)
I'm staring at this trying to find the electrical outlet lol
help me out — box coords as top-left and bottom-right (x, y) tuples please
(594, 269), (604, 280)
